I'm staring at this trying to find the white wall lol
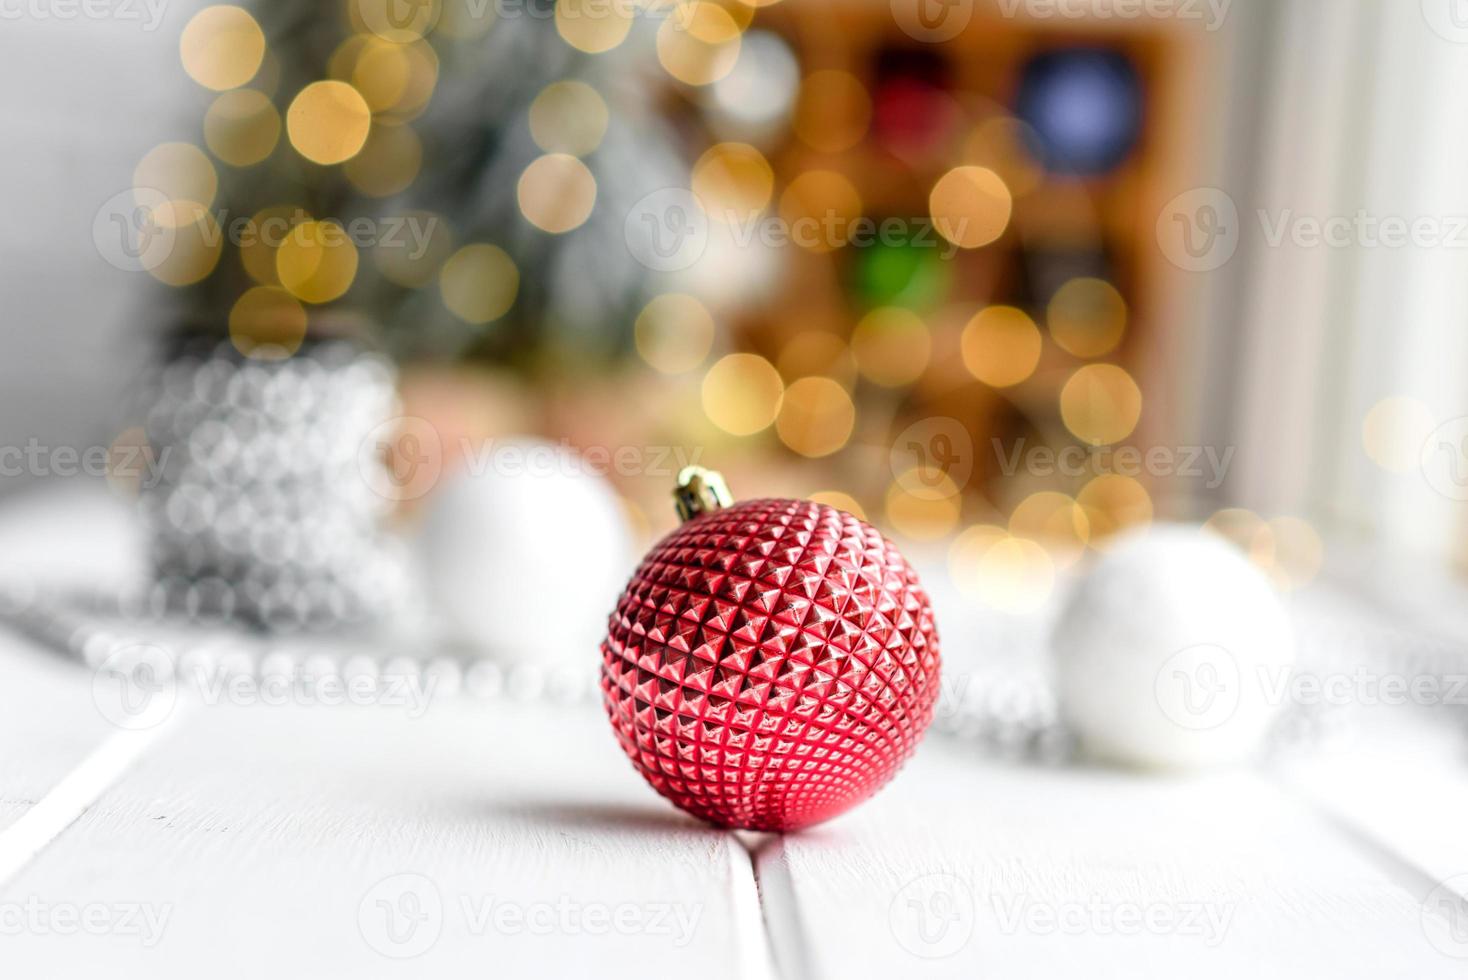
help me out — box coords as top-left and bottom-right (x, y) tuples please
(0, 1), (205, 489)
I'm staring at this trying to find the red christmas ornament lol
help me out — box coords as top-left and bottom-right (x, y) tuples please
(601, 468), (942, 832)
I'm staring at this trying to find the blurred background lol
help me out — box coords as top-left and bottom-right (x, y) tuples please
(4, 0), (1468, 651)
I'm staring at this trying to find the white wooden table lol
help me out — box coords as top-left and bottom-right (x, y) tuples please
(2, 484), (1467, 978)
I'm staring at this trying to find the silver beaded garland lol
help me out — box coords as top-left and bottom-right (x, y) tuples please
(141, 340), (413, 633)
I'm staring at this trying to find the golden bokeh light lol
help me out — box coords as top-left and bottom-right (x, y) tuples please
(810, 490), (866, 521)
(1269, 515), (1324, 591)
(960, 305), (1042, 388)
(1060, 364), (1143, 446)
(352, 38), (415, 112)
(134, 143), (218, 209)
(375, 210), (454, 288)
(1362, 396), (1435, 472)
(635, 293), (716, 374)
(345, 124), (423, 198)
(179, 6), (265, 92)
(1076, 474), (1153, 544)
(702, 353), (784, 436)
(556, 0), (634, 53)
(1048, 277), (1127, 358)
(692, 142), (773, 224)
(778, 170), (862, 252)
(852, 307), (930, 387)
(776, 377), (856, 458)
(439, 243), (519, 324)
(229, 286), (308, 358)
(351, 0), (441, 42)
(972, 536), (1055, 614)
(286, 81), (373, 165)
(203, 89), (281, 167)
(276, 220), (360, 304)
(146, 202), (224, 287)
(657, 2), (742, 86)
(1009, 491), (1090, 568)
(529, 81), (609, 157)
(517, 154), (598, 233)
(239, 205), (306, 285)
(929, 165), (1012, 249)
(1204, 508), (1276, 568)
(794, 70), (871, 153)
(948, 523), (1009, 599)
(885, 473), (962, 541)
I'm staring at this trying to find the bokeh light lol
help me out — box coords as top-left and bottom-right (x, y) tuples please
(852, 308), (930, 387)
(948, 523), (1009, 599)
(1009, 490), (1090, 568)
(179, 6), (265, 92)
(702, 354), (784, 435)
(1204, 508), (1276, 568)
(240, 205), (306, 285)
(1268, 516), (1325, 590)
(778, 170), (863, 253)
(1060, 363), (1142, 446)
(1047, 277), (1127, 358)
(776, 377), (856, 458)
(692, 143), (774, 224)
(885, 473), (962, 541)
(810, 490), (866, 521)
(1075, 473), (1152, 544)
(529, 81), (609, 157)
(352, 0), (441, 43)
(286, 81), (372, 165)
(971, 536), (1055, 613)
(556, 0), (634, 54)
(960, 305), (1042, 388)
(134, 143), (218, 209)
(657, 2), (742, 87)
(635, 294), (717, 374)
(228, 286), (308, 358)
(929, 166), (1012, 249)
(276, 220), (360, 304)
(517, 154), (598, 234)
(146, 202), (224, 287)
(345, 125), (424, 198)
(439, 244), (519, 324)
(203, 90), (281, 167)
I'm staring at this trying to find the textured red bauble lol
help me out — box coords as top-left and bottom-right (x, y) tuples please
(601, 473), (941, 832)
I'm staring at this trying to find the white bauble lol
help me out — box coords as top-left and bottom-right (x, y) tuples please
(418, 441), (634, 661)
(1051, 523), (1294, 770)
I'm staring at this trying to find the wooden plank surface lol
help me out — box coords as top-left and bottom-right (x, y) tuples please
(0, 695), (767, 979)
(754, 734), (1465, 980)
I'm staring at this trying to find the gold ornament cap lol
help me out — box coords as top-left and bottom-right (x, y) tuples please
(674, 466), (732, 522)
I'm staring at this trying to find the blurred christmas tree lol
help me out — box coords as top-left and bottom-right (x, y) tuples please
(159, 0), (696, 373)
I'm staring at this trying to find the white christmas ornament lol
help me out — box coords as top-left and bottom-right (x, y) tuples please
(1051, 523), (1294, 770)
(418, 441), (634, 661)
